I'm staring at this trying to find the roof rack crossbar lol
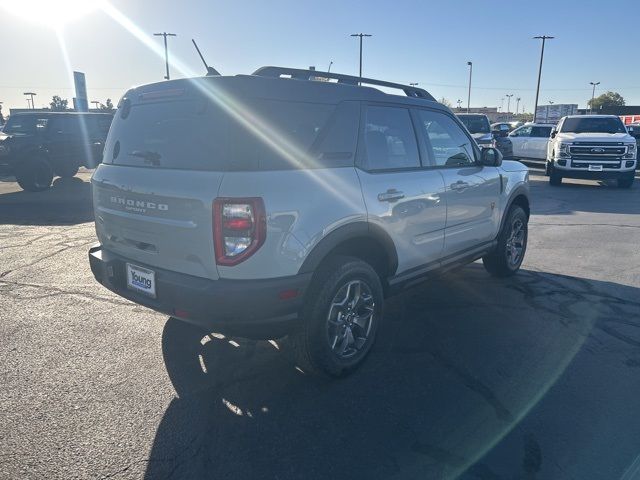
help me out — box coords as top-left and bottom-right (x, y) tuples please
(252, 66), (435, 101)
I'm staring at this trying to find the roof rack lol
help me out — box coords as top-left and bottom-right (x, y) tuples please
(252, 66), (436, 101)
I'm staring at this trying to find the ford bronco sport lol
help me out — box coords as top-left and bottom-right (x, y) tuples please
(0, 111), (113, 191)
(89, 67), (530, 376)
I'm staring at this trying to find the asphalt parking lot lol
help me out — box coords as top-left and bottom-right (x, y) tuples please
(1, 170), (639, 480)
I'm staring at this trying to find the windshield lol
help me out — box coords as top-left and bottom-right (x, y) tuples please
(458, 115), (490, 134)
(3, 115), (48, 134)
(561, 117), (627, 134)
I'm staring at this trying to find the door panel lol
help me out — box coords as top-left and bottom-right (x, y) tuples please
(440, 167), (501, 254)
(509, 125), (532, 158)
(357, 105), (447, 274)
(414, 108), (501, 255)
(358, 169), (447, 273)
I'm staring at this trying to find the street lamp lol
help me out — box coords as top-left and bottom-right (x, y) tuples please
(350, 33), (372, 80)
(590, 81), (600, 114)
(154, 32), (177, 80)
(506, 94), (514, 113)
(409, 82), (419, 86)
(549, 100), (554, 105)
(516, 97), (521, 115)
(466, 61), (472, 113)
(327, 61), (333, 73)
(532, 35), (554, 123)
(456, 99), (462, 110)
(23, 92), (36, 109)
(91, 100), (100, 109)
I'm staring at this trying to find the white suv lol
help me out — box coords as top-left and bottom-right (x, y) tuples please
(547, 115), (636, 188)
(89, 67), (531, 376)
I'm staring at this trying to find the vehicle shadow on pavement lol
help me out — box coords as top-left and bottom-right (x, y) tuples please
(0, 176), (94, 225)
(148, 264), (640, 480)
(529, 176), (640, 216)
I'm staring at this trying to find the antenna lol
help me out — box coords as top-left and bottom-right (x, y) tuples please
(192, 39), (220, 76)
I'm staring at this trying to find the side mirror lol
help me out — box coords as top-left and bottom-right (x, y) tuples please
(480, 147), (503, 167)
(550, 130), (557, 139)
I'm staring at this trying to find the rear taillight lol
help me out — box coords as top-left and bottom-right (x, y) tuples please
(213, 198), (266, 266)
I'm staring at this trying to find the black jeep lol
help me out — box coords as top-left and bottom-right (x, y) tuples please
(0, 112), (113, 191)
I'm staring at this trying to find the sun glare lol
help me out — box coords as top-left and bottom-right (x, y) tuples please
(0, 0), (101, 26)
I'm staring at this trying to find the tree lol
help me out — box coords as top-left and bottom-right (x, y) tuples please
(588, 91), (625, 111)
(50, 95), (69, 111)
(99, 98), (114, 111)
(438, 97), (453, 108)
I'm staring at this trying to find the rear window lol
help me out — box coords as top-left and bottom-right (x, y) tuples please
(4, 115), (48, 134)
(457, 115), (490, 134)
(104, 98), (359, 171)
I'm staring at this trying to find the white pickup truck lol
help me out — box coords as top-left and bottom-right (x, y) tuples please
(546, 115), (636, 188)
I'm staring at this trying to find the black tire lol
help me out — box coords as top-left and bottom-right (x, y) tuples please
(15, 158), (54, 192)
(286, 256), (383, 377)
(483, 205), (528, 277)
(618, 177), (634, 189)
(549, 168), (562, 186)
(52, 159), (79, 178)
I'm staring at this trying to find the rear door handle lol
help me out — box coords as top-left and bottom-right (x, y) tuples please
(378, 189), (405, 202)
(450, 180), (470, 191)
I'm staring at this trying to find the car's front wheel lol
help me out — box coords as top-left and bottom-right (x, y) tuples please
(618, 176), (634, 189)
(52, 159), (79, 178)
(483, 205), (528, 277)
(287, 256), (383, 377)
(15, 157), (54, 192)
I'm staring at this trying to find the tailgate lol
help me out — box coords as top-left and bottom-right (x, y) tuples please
(92, 164), (223, 280)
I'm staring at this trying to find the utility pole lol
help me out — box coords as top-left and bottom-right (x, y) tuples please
(533, 35), (554, 123)
(516, 97), (521, 115)
(23, 92), (36, 109)
(154, 32), (177, 80)
(467, 61), (473, 113)
(350, 33), (372, 80)
(589, 81), (600, 114)
(506, 94), (514, 113)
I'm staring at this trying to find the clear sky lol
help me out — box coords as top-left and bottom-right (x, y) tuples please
(1, 0), (639, 113)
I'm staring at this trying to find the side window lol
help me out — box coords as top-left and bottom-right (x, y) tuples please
(531, 126), (552, 138)
(417, 110), (475, 167)
(362, 106), (420, 171)
(512, 125), (532, 137)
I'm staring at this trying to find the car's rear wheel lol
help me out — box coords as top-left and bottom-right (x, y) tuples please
(618, 177), (634, 189)
(15, 157), (54, 192)
(287, 256), (383, 377)
(483, 205), (528, 277)
(52, 159), (79, 178)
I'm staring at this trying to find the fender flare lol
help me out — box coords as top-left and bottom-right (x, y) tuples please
(499, 184), (530, 233)
(298, 221), (398, 277)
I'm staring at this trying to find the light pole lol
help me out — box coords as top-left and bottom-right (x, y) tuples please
(466, 61), (472, 113)
(91, 100), (100, 109)
(533, 35), (554, 123)
(23, 92), (36, 109)
(549, 100), (554, 105)
(506, 94), (514, 113)
(456, 99), (462, 110)
(500, 97), (505, 112)
(154, 32), (177, 80)
(589, 81), (600, 114)
(350, 33), (372, 80)
(516, 97), (521, 115)
(327, 61), (333, 73)
(409, 82), (419, 87)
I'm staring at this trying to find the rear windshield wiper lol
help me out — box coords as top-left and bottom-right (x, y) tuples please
(128, 150), (162, 166)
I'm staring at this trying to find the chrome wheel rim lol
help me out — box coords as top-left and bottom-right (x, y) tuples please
(326, 280), (375, 359)
(505, 218), (526, 267)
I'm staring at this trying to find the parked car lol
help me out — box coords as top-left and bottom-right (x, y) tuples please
(491, 122), (512, 136)
(456, 113), (493, 147)
(627, 122), (640, 141)
(493, 135), (513, 158)
(546, 115), (636, 188)
(0, 111), (113, 191)
(88, 67), (530, 376)
(508, 123), (554, 160)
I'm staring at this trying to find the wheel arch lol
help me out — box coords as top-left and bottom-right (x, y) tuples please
(499, 187), (530, 233)
(298, 222), (398, 284)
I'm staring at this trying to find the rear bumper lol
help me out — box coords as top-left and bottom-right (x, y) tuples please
(89, 244), (311, 338)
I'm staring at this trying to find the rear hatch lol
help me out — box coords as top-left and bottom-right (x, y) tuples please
(92, 81), (232, 280)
